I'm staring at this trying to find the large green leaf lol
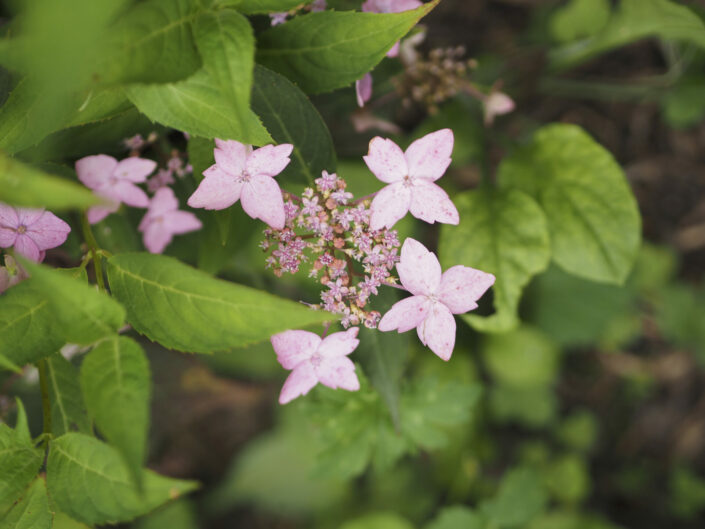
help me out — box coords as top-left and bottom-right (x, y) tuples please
(0, 152), (100, 210)
(439, 188), (551, 332)
(0, 478), (51, 529)
(106, 252), (331, 353)
(252, 65), (336, 185)
(220, 0), (304, 13)
(19, 261), (125, 345)
(0, 424), (43, 514)
(81, 336), (150, 485)
(549, 0), (705, 70)
(425, 506), (484, 529)
(0, 280), (64, 367)
(128, 9), (271, 145)
(480, 468), (548, 527)
(45, 354), (91, 436)
(47, 433), (198, 525)
(498, 124), (641, 285)
(256, 1), (439, 94)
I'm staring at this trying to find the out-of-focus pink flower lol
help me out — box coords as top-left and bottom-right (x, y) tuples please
(187, 139), (293, 230)
(356, 73), (373, 107)
(269, 12), (288, 25)
(364, 129), (459, 230)
(362, 0), (423, 57)
(0, 204), (71, 262)
(76, 155), (156, 224)
(271, 327), (360, 404)
(483, 91), (515, 125)
(139, 187), (202, 254)
(147, 169), (176, 193)
(379, 238), (494, 360)
(0, 255), (29, 294)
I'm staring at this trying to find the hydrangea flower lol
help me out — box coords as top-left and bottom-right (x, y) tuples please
(271, 327), (360, 404)
(378, 238), (495, 360)
(138, 187), (202, 254)
(187, 139), (293, 230)
(362, 0), (423, 57)
(0, 204), (71, 262)
(364, 128), (459, 230)
(484, 91), (515, 125)
(76, 155), (156, 224)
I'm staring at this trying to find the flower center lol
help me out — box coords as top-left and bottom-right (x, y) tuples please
(16, 224), (27, 234)
(402, 174), (414, 188)
(310, 353), (323, 368)
(237, 169), (252, 184)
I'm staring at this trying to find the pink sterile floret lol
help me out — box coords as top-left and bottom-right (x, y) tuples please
(356, 72), (373, 107)
(76, 155), (156, 224)
(484, 91), (515, 125)
(364, 128), (459, 230)
(362, 0), (423, 57)
(0, 204), (71, 262)
(271, 327), (361, 404)
(187, 139), (293, 230)
(378, 238), (495, 361)
(138, 187), (202, 254)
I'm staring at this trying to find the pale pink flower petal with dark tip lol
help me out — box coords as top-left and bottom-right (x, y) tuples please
(271, 327), (360, 404)
(0, 203), (71, 262)
(379, 238), (494, 361)
(188, 139), (293, 230)
(362, 0), (423, 57)
(139, 188), (202, 254)
(364, 129), (458, 230)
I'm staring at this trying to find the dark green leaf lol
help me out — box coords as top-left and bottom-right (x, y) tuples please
(45, 354), (91, 436)
(221, 0), (304, 13)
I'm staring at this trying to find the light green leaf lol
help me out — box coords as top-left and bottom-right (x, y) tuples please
(543, 455), (590, 504)
(425, 506), (484, 529)
(133, 500), (199, 529)
(498, 124), (641, 284)
(549, 0), (705, 70)
(81, 336), (150, 485)
(252, 65), (336, 185)
(490, 384), (557, 428)
(220, 0), (304, 13)
(52, 511), (92, 529)
(45, 354), (91, 436)
(0, 424), (43, 514)
(106, 252), (331, 353)
(0, 152), (100, 210)
(47, 433), (198, 525)
(549, 0), (610, 43)
(439, 188), (551, 333)
(19, 261), (125, 345)
(66, 88), (133, 128)
(0, 353), (21, 373)
(256, 1), (440, 93)
(0, 478), (51, 529)
(481, 468), (548, 527)
(340, 513), (415, 529)
(0, 280), (64, 367)
(128, 9), (271, 145)
(13, 399), (31, 444)
(661, 77), (705, 129)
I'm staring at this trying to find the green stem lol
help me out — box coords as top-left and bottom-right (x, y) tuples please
(37, 360), (52, 446)
(81, 213), (106, 292)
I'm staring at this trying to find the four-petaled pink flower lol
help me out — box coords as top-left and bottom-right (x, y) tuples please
(364, 129), (459, 230)
(187, 139), (293, 230)
(138, 187), (202, 254)
(378, 238), (495, 361)
(76, 155), (156, 224)
(362, 0), (423, 57)
(0, 204), (71, 262)
(271, 327), (361, 404)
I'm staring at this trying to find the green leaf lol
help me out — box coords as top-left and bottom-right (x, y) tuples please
(0, 478), (51, 529)
(0, 353), (21, 373)
(0, 424), (43, 514)
(0, 152), (100, 210)
(0, 280), (64, 367)
(499, 124), (641, 285)
(482, 325), (560, 388)
(439, 188), (551, 332)
(66, 88), (133, 128)
(425, 506), (485, 529)
(490, 384), (557, 428)
(549, 0), (610, 43)
(256, 1), (440, 93)
(221, 0), (304, 13)
(81, 336), (151, 485)
(661, 77), (705, 129)
(549, 0), (705, 70)
(45, 354), (91, 436)
(13, 399), (32, 444)
(106, 252), (331, 353)
(133, 500), (199, 529)
(543, 455), (590, 504)
(481, 468), (548, 528)
(47, 433), (198, 525)
(128, 9), (271, 145)
(19, 261), (125, 345)
(251, 65), (336, 185)
(340, 513), (415, 529)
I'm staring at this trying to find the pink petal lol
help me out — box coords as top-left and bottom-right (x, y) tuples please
(87, 203), (119, 224)
(148, 187), (179, 217)
(214, 139), (251, 175)
(405, 128), (453, 181)
(356, 73), (373, 107)
(396, 238), (441, 296)
(438, 265), (496, 314)
(0, 204), (19, 228)
(271, 330), (321, 369)
(378, 295), (430, 332)
(317, 356), (360, 391)
(417, 303), (456, 361)
(369, 182), (411, 230)
(141, 222), (173, 254)
(246, 144), (294, 178)
(13, 235), (41, 261)
(409, 180), (459, 225)
(386, 41), (400, 58)
(110, 181), (150, 208)
(163, 210), (202, 235)
(0, 227), (16, 247)
(16, 208), (44, 226)
(75, 155), (118, 190)
(187, 165), (243, 210)
(25, 211), (71, 251)
(317, 327), (360, 358)
(241, 174), (285, 229)
(363, 137), (408, 184)
(279, 362), (319, 404)
(113, 157), (157, 183)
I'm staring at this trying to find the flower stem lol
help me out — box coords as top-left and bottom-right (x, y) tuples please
(80, 213), (106, 292)
(37, 359), (52, 446)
